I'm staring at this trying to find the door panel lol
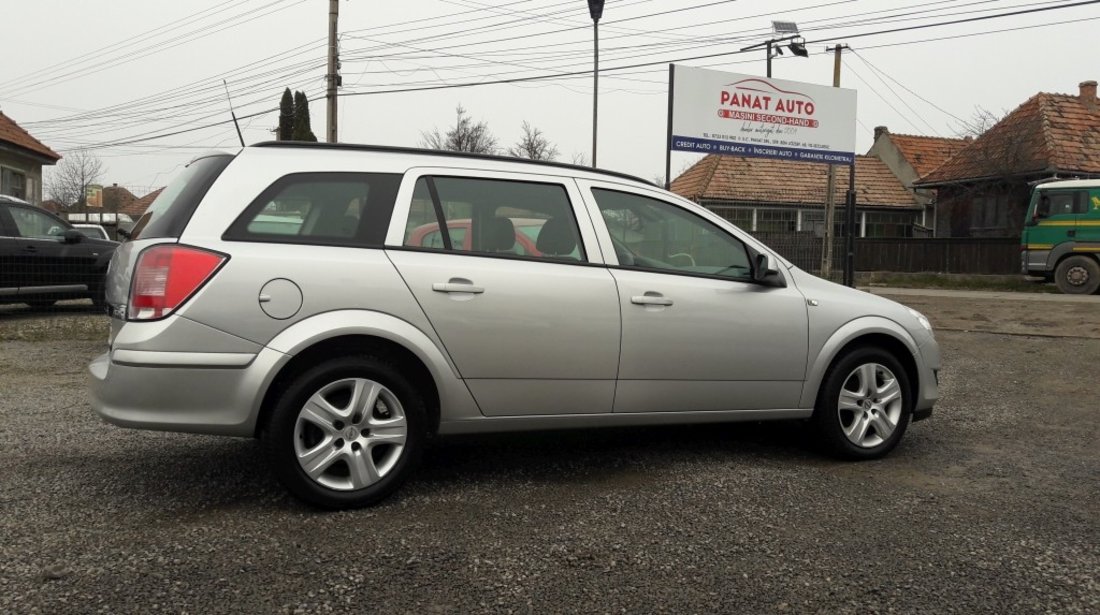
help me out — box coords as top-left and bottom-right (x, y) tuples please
(0, 208), (20, 293)
(611, 268), (809, 411)
(386, 251), (621, 416)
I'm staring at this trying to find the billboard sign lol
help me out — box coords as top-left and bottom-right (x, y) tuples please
(85, 184), (103, 207)
(669, 65), (857, 165)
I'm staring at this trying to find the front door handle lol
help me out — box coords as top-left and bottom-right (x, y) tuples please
(432, 281), (485, 294)
(23, 245), (38, 253)
(631, 293), (673, 306)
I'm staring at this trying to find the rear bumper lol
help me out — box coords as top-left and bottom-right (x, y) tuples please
(88, 347), (288, 437)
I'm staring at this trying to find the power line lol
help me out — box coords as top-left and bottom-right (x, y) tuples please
(57, 0), (1100, 152)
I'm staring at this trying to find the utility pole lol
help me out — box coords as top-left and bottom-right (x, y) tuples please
(821, 45), (847, 279)
(589, 1), (604, 168)
(325, 0), (340, 143)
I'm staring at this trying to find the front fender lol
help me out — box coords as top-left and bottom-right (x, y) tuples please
(799, 316), (921, 409)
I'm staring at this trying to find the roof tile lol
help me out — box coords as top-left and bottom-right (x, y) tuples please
(920, 91), (1100, 184)
(0, 112), (61, 162)
(671, 155), (917, 208)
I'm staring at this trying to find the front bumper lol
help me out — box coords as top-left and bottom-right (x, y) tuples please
(911, 333), (941, 422)
(88, 347), (288, 437)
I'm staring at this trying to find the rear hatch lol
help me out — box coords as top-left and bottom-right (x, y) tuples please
(106, 154), (234, 343)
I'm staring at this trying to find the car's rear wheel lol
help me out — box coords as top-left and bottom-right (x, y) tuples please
(262, 355), (426, 509)
(1054, 255), (1100, 295)
(812, 347), (911, 460)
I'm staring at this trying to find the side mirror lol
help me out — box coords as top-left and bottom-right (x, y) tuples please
(62, 229), (84, 244)
(752, 252), (786, 288)
(116, 227), (132, 241)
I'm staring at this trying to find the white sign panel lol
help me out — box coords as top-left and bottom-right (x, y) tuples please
(670, 65), (857, 165)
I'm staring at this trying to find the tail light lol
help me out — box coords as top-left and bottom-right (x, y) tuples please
(128, 245), (227, 321)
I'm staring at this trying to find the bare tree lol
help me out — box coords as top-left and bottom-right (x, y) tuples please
(45, 149), (103, 210)
(507, 121), (559, 161)
(420, 105), (498, 154)
(570, 151), (588, 166)
(954, 106), (1004, 138)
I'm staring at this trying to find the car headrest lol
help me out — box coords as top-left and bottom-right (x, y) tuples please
(535, 217), (577, 256)
(481, 216), (516, 252)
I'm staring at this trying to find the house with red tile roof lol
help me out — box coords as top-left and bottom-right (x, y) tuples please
(915, 80), (1100, 238)
(0, 111), (61, 206)
(670, 154), (921, 238)
(122, 187), (164, 219)
(866, 127), (970, 236)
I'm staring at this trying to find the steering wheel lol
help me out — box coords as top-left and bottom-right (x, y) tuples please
(668, 252), (696, 267)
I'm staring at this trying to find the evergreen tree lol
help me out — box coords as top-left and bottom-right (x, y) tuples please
(292, 90), (317, 142)
(277, 88), (294, 140)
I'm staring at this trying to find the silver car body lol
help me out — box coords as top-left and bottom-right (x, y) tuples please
(90, 145), (939, 437)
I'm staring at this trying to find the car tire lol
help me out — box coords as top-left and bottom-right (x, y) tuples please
(811, 346), (912, 460)
(262, 354), (427, 509)
(89, 284), (107, 311)
(1054, 255), (1100, 295)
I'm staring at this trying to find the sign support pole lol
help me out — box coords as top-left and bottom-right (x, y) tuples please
(665, 64), (675, 189)
(844, 162), (857, 287)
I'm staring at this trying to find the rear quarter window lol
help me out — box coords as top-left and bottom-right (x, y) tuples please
(131, 154), (235, 240)
(223, 172), (402, 247)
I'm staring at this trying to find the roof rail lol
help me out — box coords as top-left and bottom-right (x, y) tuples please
(251, 141), (653, 186)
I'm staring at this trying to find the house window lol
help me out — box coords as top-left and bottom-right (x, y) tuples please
(1, 167), (27, 200)
(709, 206), (754, 230)
(800, 210), (851, 238)
(864, 211), (916, 238)
(755, 208), (797, 232)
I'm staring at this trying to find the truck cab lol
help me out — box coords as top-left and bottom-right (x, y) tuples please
(1021, 179), (1100, 294)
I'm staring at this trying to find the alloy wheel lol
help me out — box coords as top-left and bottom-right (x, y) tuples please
(837, 363), (904, 448)
(293, 378), (407, 490)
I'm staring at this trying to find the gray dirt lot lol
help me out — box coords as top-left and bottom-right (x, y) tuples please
(0, 294), (1097, 614)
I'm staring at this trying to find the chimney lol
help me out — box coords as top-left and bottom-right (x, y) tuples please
(1080, 80), (1097, 103)
(874, 125), (889, 142)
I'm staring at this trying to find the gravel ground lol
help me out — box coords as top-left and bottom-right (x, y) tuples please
(0, 294), (1097, 614)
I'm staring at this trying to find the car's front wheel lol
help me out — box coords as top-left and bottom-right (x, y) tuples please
(812, 347), (911, 460)
(262, 355), (427, 509)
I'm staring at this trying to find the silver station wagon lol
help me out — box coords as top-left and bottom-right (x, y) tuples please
(89, 143), (940, 509)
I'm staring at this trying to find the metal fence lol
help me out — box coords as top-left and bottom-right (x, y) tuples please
(750, 232), (1020, 277)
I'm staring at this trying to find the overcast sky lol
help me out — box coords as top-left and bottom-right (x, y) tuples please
(2, 0), (1098, 196)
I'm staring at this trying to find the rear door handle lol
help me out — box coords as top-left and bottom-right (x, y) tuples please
(432, 281), (485, 294)
(631, 293), (673, 306)
(23, 245), (38, 253)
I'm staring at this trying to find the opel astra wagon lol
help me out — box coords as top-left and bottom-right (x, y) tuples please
(89, 143), (940, 509)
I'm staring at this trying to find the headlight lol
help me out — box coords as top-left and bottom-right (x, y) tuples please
(907, 308), (933, 333)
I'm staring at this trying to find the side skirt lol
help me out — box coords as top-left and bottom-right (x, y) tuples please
(438, 408), (812, 436)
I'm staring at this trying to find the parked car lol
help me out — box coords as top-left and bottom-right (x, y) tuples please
(407, 217), (583, 258)
(72, 223), (111, 241)
(88, 143), (940, 509)
(0, 195), (118, 309)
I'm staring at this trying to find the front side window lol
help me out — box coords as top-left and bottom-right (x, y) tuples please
(10, 206), (66, 239)
(592, 188), (751, 280)
(402, 176), (585, 261)
(1037, 191), (1085, 217)
(225, 172), (401, 246)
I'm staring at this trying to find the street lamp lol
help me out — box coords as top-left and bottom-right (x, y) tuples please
(741, 21), (808, 78)
(589, 0), (604, 168)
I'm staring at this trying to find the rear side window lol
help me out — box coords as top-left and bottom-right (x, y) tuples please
(402, 176), (585, 261)
(131, 154), (234, 240)
(224, 172), (401, 246)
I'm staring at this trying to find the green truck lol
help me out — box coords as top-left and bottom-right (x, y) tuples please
(1021, 179), (1100, 294)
